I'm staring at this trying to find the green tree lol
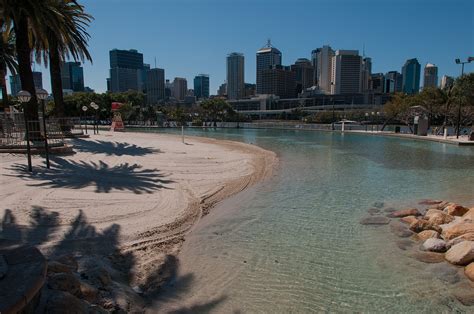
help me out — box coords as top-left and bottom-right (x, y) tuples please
(381, 93), (414, 131)
(200, 98), (234, 126)
(0, 20), (17, 109)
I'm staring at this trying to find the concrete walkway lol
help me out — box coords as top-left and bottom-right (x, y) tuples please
(345, 130), (474, 146)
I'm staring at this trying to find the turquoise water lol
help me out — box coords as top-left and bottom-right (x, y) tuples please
(146, 129), (474, 313)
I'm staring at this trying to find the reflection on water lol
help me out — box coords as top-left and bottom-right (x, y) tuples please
(142, 128), (474, 312)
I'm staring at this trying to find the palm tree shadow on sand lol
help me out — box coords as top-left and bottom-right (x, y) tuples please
(8, 157), (173, 194)
(0, 208), (228, 312)
(71, 138), (163, 157)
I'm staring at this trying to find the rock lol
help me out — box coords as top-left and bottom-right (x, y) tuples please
(448, 233), (474, 248)
(56, 254), (78, 272)
(79, 281), (99, 302)
(387, 208), (421, 218)
(359, 216), (390, 225)
(0, 255), (8, 279)
(409, 219), (442, 233)
(396, 239), (414, 250)
(367, 208), (380, 215)
(462, 209), (474, 222)
(444, 203), (469, 216)
(427, 212), (455, 226)
(82, 267), (112, 287)
(427, 263), (460, 284)
(48, 273), (81, 296)
(413, 230), (440, 242)
(44, 291), (88, 314)
(422, 238), (447, 252)
(433, 201), (449, 210)
(465, 263), (474, 282)
(411, 251), (445, 263)
(400, 215), (418, 225)
(453, 282), (474, 306)
(88, 305), (109, 314)
(372, 202), (384, 208)
(48, 261), (73, 274)
(419, 199), (444, 205)
(445, 241), (474, 266)
(442, 223), (474, 240)
(390, 221), (414, 238)
(383, 207), (396, 213)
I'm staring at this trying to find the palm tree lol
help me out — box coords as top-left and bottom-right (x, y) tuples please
(0, 19), (17, 110)
(35, 0), (93, 118)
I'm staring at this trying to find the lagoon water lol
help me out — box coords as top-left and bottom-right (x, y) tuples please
(146, 128), (474, 313)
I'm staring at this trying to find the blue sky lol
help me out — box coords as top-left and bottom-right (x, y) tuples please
(31, 0), (474, 94)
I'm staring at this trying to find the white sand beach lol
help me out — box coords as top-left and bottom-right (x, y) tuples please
(0, 131), (277, 301)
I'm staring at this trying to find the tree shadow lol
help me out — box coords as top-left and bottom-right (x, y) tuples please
(0, 208), (227, 312)
(8, 157), (174, 194)
(71, 138), (162, 157)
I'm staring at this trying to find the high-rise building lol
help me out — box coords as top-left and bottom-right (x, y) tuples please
(369, 73), (385, 93)
(423, 63), (438, 89)
(440, 75), (454, 90)
(402, 58), (421, 94)
(314, 45), (335, 93)
(291, 58), (314, 94)
(217, 83), (227, 97)
(256, 40), (282, 94)
(244, 83), (256, 97)
(108, 49), (145, 93)
(311, 48), (320, 85)
(173, 77), (187, 101)
(360, 57), (372, 92)
(60, 62), (84, 92)
(10, 72), (43, 96)
(384, 71), (403, 93)
(146, 68), (165, 104)
(331, 50), (362, 94)
(260, 65), (296, 99)
(165, 79), (172, 99)
(227, 52), (245, 99)
(193, 74), (210, 99)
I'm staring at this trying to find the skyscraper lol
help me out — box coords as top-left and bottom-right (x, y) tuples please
(311, 48), (320, 85)
(384, 71), (403, 93)
(194, 74), (210, 99)
(173, 77), (187, 101)
(440, 75), (454, 90)
(60, 62), (84, 92)
(108, 49), (145, 93)
(360, 57), (372, 92)
(260, 65), (296, 99)
(423, 63), (438, 89)
(256, 40), (282, 95)
(227, 52), (245, 99)
(146, 68), (165, 104)
(10, 72), (43, 96)
(315, 45), (335, 94)
(402, 58), (421, 94)
(291, 58), (314, 94)
(331, 50), (362, 94)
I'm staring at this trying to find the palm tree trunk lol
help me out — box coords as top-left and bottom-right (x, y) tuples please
(14, 15), (39, 128)
(48, 37), (65, 118)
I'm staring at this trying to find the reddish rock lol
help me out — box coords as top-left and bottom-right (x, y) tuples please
(448, 233), (474, 248)
(48, 261), (73, 274)
(79, 281), (99, 302)
(48, 273), (81, 296)
(462, 209), (474, 222)
(400, 215), (418, 225)
(445, 241), (474, 266)
(444, 204), (469, 217)
(442, 223), (474, 240)
(387, 208), (421, 218)
(409, 219), (441, 233)
(56, 254), (78, 272)
(433, 201), (449, 210)
(411, 251), (445, 263)
(419, 200), (444, 205)
(465, 263), (474, 282)
(453, 282), (474, 306)
(413, 230), (440, 242)
(427, 212), (454, 226)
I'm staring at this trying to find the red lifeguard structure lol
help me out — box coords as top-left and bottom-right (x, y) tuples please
(110, 102), (125, 132)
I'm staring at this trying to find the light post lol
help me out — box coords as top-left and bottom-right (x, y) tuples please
(371, 112), (375, 132)
(376, 112), (380, 132)
(365, 112), (369, 132)
(18, 90), (32, 172)
(82, 105), (88, 134)
(454, 57), (473, 138)
(36, 88), (50, 169)
(90, 102), (99, 134)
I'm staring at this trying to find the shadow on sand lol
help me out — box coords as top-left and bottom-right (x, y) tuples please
(8, 157), (174, 194)
(0, 207), (227, 312)
(71, 138), (162, 157)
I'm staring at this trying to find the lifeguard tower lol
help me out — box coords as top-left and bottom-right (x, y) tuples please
(110, 102), (125, 132)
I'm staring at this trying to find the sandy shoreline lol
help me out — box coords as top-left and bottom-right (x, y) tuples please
(0, 130), (277, 309)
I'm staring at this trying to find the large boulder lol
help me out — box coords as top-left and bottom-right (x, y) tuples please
(390, 221), (414, 238)
(56, 254), (79, 272)
(421, 238), (447, 252)
(461, 209), (474, 222)
(411, 251), (445, 263)
(48, 261), (73, 274)
(409, 219), (441, 233)
(424, 209), (455, 226)
(465, 263), (474, 282)
(48, 273), (81, 296)
(413, 230), (440, 242)
(79, 281), (99, 302)
(44, 291), (88, 314)
(445, 241), (474, 265)
(426, 263), (460, 284)
(442, 223), (474, 240)
(359, 216), (390, 225)
(447, 232), (474, 248)
(444, 203), (469, 217)
(387, 208), (421, 218)
(400, 215), (418, 225)
(81, 267), (112, 288)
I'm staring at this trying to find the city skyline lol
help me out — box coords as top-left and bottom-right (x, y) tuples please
(16, 0), (473, 95)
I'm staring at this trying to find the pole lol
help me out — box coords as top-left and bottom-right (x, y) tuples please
(41, 99), (50, 169)
(96, 110), (99, 134)
(85, 115), (88, 134)
(181, 125), (184, 143)
(24, 111), (32, 172)
(456, 63), (465, 139)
